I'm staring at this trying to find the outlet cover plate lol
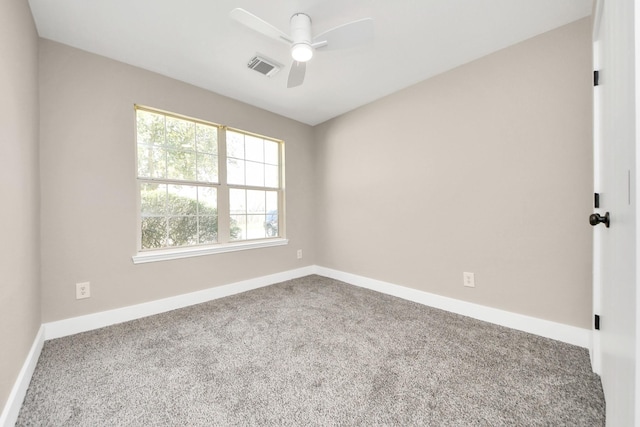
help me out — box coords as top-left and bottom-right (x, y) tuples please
(76, 282), (90, 299)
(463, 272), (475, 288)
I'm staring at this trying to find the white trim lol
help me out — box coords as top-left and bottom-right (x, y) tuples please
(315, 266), (591, 349)
(44, 265), (313, 340)
(592, 0), (604, 41)
(0, 325), (45, 427)
(132, 238), (288, 264)
(635, 3), (640, 422)
(591, 24), (603, 376)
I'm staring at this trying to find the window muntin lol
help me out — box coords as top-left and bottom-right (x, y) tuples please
(135, 106), (283, 252)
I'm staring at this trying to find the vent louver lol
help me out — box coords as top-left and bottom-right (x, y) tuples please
(248, 55), (282, 77)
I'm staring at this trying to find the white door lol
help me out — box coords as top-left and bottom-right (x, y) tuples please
(592, 1), (637, 425)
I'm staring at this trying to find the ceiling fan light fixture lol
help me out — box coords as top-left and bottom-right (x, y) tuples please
(291, 43), (313, 62)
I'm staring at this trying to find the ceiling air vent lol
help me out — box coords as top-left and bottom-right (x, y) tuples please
(247, 55), (282, 77)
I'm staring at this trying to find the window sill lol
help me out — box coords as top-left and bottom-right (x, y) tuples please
(132, 238), (289, 264)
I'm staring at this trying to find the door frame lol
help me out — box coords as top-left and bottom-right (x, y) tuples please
(591, 0), (603, 376)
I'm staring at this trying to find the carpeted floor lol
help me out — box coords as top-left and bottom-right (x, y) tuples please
(17, 275), (605, 426)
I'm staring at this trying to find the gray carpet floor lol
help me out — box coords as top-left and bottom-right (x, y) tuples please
(17, 275), (605, 426)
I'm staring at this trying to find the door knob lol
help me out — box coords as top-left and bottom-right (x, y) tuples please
(589, 212), (610, 228)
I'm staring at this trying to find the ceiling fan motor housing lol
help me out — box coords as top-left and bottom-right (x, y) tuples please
(290, 13), (313, 62)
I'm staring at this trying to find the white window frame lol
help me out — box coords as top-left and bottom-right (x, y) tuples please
(132, 105), (287, 264)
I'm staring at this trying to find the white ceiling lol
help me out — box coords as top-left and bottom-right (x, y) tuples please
(28, 0), (593, 126)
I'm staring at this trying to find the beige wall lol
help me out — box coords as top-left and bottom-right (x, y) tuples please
(314, 18), (593, 328)
(39, 40), (316, 322)
(0, 0), (41, 411)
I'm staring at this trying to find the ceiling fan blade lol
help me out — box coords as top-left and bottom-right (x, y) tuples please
(287, 61), (306, 88)
(230, 8), (293, 44)
(312, 18), (374, 50)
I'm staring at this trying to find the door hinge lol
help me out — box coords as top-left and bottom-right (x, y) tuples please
(594, 314), (600, 330)
(594, 192), (600, 208)
(594, 70), (600, 86)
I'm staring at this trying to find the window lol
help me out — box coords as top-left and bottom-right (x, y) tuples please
(227, 130), (281, 240)
(135, 106), (284, 258)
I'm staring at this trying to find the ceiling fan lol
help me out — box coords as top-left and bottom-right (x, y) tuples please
(230, 8), (374, 88)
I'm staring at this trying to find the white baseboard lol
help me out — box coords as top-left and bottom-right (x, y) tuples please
(44, 266), (315, 340)
(590, 331), (601, 375)
(0, 325), (45, 427)
(45, 264), (590, 347)
(314, 266), (592, 349)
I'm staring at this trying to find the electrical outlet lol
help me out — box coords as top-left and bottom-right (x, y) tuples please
(297, 249), (303, 259)
(463, 272), (475, 288)
(76, 282), (90, 299)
